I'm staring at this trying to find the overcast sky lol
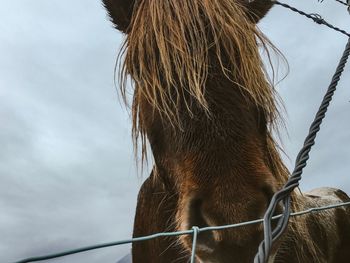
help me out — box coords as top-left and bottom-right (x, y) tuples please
(0, 1), (349, 262)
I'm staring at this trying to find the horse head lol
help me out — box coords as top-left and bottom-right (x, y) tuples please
(103, 1), (284, 262)
(103, 1), (350, 263)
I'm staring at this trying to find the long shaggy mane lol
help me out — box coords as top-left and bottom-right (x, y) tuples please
(116, 0), (320, 260)
(121, 0), (279, 119)
(119, 0), (284, 170)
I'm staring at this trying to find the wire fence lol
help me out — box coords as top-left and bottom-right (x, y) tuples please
(12, 1), (350, 263)
(13, 202), (350, 263)
(334, 0), (348, 7)
(255, 1), (350, 261)
(319, 0), (350, 14)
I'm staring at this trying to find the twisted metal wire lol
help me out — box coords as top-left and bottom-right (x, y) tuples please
(273, 1), (350, 37)
(334, 0), (349, 7)
(254, 36), (350, 263)
(12, 201), (350, 263)
(319, 0), (349, 7)
(332, 0), (350, 14)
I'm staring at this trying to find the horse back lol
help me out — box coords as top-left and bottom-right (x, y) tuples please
(277, 187), (350, 263)
(305, 187), (350, 263)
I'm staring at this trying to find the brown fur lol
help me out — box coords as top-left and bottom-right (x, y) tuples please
(103, 0), (350, 262)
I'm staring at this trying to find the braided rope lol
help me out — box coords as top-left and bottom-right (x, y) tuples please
(254, 36), (350, 263)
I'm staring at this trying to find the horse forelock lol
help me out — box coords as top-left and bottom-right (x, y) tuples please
(118, 0), (288, 183)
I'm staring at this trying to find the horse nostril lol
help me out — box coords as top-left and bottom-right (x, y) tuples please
(186, 198), (217, 251)
(188, 198), (206, 228)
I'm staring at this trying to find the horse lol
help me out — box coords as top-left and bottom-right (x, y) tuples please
(102, 0), (350, 262)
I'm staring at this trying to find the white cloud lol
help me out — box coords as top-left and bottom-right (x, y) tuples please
(1, 0), (349, 262)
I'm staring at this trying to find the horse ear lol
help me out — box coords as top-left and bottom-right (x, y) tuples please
(245, 0), (274, 24)
(102, 0), (135, 33)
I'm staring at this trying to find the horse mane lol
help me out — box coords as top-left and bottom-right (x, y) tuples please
(118, 0), (287, 180)
(114, 1), (323, 261)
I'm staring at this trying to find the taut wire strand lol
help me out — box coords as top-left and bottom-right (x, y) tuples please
(321, 0), (349, 8)
(273, 1), (350, 37)
(12, 202), (350, 263)
(334, 0), (348, 7)
(190, 227), (200, 263)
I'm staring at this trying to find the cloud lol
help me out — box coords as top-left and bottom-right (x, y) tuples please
(1, 0), (349, 262)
